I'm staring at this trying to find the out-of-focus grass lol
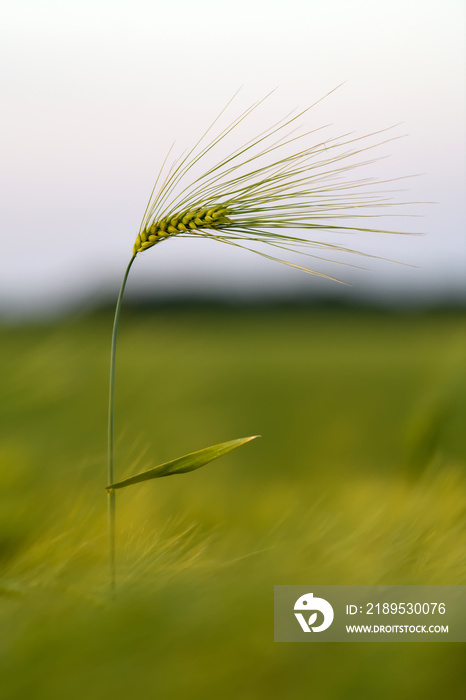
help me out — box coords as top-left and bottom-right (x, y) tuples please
(0, 307), (465, 699)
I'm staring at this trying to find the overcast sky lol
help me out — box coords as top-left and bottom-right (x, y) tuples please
(1, 0), (465, 317)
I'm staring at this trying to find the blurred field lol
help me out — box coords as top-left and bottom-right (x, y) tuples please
(0, 305), (465, 699)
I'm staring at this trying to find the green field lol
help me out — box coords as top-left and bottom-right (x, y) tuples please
(1, 306), (465, 698)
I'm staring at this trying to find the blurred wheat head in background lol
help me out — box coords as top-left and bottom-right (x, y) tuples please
(131, 87), (417, 280)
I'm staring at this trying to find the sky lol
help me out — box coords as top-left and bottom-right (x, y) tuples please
(1, 0), (465, 317)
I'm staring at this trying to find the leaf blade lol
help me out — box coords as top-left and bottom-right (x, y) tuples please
(106, 435), (259, 491)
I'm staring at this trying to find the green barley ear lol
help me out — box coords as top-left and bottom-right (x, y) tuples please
(133, 205), (232, 256)
(107, 89), (417, 594)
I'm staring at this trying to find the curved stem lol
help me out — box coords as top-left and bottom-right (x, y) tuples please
(107, 254), (136, 596)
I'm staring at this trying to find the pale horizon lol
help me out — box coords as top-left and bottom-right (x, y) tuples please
(1, 0), (465, 317)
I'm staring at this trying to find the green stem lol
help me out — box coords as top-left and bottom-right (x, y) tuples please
(107, 254), (136, 596)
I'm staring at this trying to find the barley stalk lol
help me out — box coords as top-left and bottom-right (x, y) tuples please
(107, 254), (135, 596)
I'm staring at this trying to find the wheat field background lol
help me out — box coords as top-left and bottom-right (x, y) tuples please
(0, 305), (465, 698)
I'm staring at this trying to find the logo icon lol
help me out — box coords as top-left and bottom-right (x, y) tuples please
(294, 592), (334, 632)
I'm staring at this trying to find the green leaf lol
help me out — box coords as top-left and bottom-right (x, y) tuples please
(106, 435), (259, 491)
